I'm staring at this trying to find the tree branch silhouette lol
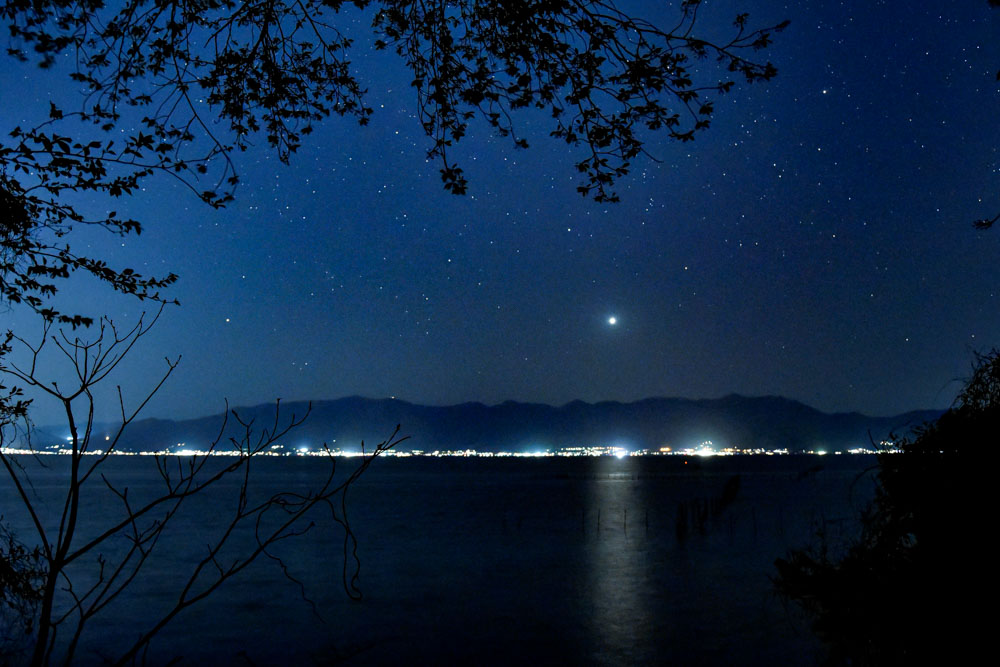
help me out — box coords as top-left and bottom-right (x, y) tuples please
(0, 311), (407, 665)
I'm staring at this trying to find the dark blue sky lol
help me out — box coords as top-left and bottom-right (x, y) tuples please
(4, 1), (999, 425)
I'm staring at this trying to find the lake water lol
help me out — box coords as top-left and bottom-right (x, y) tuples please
(1, 454), (879, 665)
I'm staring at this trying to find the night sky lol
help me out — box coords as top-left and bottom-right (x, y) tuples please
(4, 1), (999, 426)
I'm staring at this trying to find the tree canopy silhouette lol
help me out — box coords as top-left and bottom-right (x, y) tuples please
(2, 0), (786, 199)
(1, 0), (787, 325)
(775, 350), (999, 664)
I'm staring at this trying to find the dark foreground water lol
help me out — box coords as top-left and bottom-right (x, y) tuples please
(1, 455), (879, 665)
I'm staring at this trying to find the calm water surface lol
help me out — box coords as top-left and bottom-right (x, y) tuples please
(1, 455), (878, 665)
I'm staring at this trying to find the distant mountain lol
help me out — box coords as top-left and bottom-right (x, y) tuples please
(32, 395), (943, 454)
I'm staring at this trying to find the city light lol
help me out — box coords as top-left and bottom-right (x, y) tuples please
(2, 439), (880, 458)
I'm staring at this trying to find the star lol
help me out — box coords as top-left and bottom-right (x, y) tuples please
(608, 316), (618, 326)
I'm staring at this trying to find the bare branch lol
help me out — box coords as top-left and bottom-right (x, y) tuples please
(1, 312), (405, 665)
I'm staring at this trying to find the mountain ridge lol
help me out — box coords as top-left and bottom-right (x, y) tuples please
(31, 394), (943, 454)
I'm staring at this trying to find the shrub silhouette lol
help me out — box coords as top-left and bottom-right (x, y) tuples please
(775, 350), (999, 665)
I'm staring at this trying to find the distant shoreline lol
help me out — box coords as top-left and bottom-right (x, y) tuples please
(0, 447), (885, 458)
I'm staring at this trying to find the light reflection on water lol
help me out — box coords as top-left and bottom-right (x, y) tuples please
(0, 455), (876, 665)
(584, 457), (652, 664)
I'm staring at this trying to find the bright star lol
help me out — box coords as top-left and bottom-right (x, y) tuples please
(608, 316), (618, 326)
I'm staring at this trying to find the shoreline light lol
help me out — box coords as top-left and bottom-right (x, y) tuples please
(2, 445), (878, 458)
